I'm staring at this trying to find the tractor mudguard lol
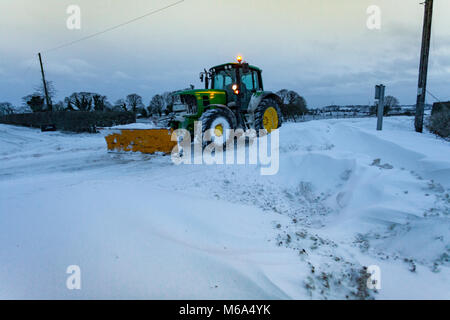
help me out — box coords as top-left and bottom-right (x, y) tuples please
(247, 92), (282, 114)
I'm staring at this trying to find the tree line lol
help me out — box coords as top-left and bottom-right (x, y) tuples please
(0, 81), (179, 117)
(1, 82), (308, 119)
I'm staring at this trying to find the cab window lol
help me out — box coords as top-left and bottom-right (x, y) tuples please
(241, 72), (254, 92)
(252, 70), (261, 90)
(213, 69), (235, 90)
(241, 69), (261, 91)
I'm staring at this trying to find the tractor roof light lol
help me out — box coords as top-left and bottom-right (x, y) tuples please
(236, 55), (243, 63)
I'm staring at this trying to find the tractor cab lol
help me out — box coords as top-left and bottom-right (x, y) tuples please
(202, 59), (263, 110)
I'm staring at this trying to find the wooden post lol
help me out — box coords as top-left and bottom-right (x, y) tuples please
(415, 0), (434, 133)
(38, 52), (52, 111)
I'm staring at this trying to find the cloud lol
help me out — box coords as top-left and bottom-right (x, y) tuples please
(112, 71), (132, 80)
(67, 58), (93, 69)
(19, 57), (97, 78)
(3, 0), (450, 108)
(50, 59), (97, 79)
(47, 63), (74, 76)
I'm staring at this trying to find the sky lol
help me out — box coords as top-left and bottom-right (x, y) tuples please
(0, 0), (449, 108)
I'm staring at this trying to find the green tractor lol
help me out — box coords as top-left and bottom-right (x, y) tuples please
(105, 56), (283, 154)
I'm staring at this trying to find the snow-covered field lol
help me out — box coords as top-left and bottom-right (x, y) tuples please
(0, 116), (449, 299)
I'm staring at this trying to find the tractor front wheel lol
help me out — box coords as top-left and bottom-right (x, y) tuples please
(253, 98), (282, 135)
(199, 108), (235, 147)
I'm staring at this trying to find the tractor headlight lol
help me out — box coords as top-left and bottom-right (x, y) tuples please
(232, 84), (239, 95)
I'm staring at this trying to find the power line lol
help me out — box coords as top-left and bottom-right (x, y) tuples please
(42, 0), (185, 54)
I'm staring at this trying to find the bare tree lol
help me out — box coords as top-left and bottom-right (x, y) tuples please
(53, 101), (65, 111)
(34, 80), (56, 105)
(149, 94), (165, 116)
(277, 89), (308, 120)
(19, 81), (56, 112)
(67, 92), (93, 111)
(0, 102), (14, 116)
(114, 99), (127, 111)
(64, 97), (75, 111)
(126, 94), (144, 113)
(162, 91), (176, 113)
(384, 95), (399, 116)
(93, 94), (108, 111)
(285, 90), (301, 105)
(276, 89), (289, 105)
(277, 89), (307, 107)
(22, 95), (45, 112)
(140, 107), (149, 118)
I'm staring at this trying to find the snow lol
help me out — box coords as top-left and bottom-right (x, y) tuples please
(109, 122), (157, 130)
(0, 116), (449, 299)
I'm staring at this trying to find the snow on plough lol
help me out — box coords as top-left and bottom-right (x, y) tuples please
(105, 56), (283, 154)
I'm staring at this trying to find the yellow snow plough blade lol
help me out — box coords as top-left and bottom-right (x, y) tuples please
(105, 129), (177, 154)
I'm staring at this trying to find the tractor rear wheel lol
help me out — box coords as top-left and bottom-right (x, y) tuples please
(253, 98), (282, 135)
(199, 108), (235, 147)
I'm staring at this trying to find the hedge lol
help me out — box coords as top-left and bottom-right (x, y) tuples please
(428, 109), (450, 138)
(0, 111), (136, 133)
(431, 101), (450, 115)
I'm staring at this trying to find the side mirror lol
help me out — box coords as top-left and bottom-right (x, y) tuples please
(200, 73), (204, 82)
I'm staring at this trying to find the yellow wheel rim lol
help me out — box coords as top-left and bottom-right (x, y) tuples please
(214, 124), (223, 137)
(263, 107), (279, 133)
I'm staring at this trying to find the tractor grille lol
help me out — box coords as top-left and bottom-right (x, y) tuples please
(181, 94), (197, 115)
(172, 104), (187, 112)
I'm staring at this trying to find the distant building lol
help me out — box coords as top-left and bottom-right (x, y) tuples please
(322, 105), (340, 112)
(320, 105), (372, 114)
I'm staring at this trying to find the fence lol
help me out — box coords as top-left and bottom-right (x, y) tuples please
(282, 110), (419, 123)
(282, 112), (374, 123)
(0, 111), (136, 133)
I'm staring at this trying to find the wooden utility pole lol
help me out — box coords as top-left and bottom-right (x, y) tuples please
(38, 52), (52, 111)
(415, 0), (434, 133)
(375, 84), (385, 131)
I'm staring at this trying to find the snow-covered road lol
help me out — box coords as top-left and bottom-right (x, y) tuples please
(0, 117), (449, 299)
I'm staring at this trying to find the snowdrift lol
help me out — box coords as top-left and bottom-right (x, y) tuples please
(0, 117), (449, 299)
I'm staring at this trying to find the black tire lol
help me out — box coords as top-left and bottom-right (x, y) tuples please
(199, 108), (235, 147)
(253, 98), (283, 136)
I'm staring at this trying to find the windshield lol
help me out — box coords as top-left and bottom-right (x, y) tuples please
(212, 69), (236, 90)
